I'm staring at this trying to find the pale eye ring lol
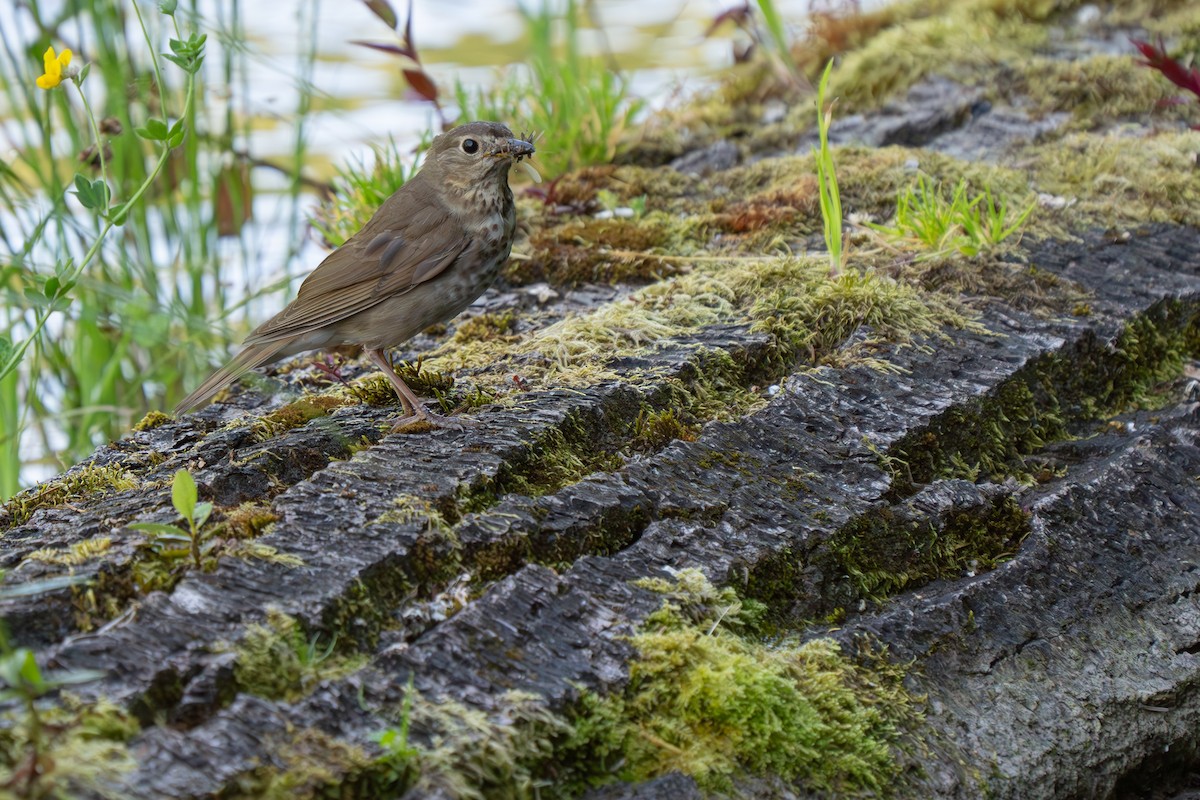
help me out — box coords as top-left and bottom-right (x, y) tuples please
(462, 138), (479, 154)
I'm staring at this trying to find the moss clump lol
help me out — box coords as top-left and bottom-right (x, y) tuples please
(129, 499), (300, 596)
(494, 253), (970, 393)
(215, 500), (279, 539)
(454, 311), (519, 344)
(389, 690), (571, 799)
(0, 695), (138, 797)
(22, 536), (113, 566)
(229, 728), (380, 800)
(321, 575), (414, 652)
(1067, 302), (1200, 415)
(560, 570), (919, 794)
(1016, 54), (1196, 127)
(252, 393), (353, 440)
(1027, 130), (1200, 229)
(460, 421), (625, 516)
(708, 176), (821, 237)
(892, 370), (1067, 490)
(889, 299), (1200, 491)
(830, 494), (1030, 604)
(628, 408), (699, 454)
(132, 410), (172, 432)
(376, 495), (462, 587)
(1, 463), (137, 529)
(232, 610), (366, 702)
(518, 214), (689, 287)
(546, 165), (697, 215)
(350, 360), (456, 409)
(72, 568), (140, 632)
(828, 2), (1052, 112)
(742, 262), (976, 369)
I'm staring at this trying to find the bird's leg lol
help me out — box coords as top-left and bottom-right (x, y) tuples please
(365, 347), (424, 415)
(364, 348), (478, 431)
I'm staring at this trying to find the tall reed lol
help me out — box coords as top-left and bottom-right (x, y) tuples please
(0, 1), (315, 497)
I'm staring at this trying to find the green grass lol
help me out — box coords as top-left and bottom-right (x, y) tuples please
(868, 175), (1037, 257)
(813, 59), (844, 275)
(454, 0), (644, 178)
(755, 0), (800, 79)
(311, 134), (429, 248)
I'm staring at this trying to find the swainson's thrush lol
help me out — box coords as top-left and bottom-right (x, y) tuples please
(176, 121), (535, 427)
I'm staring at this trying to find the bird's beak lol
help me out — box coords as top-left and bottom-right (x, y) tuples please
(493, 137), (536, 161)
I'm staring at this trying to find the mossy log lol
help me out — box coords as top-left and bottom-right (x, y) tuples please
(1, 224), (1197, 798)
(6, 2), (1200, 795)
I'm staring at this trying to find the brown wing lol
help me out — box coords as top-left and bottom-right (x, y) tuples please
(245, 190), (467, 345)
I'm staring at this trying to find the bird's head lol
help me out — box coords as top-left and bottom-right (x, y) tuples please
(425, 121), (536, 186)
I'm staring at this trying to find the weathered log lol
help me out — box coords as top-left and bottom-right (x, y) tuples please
(5, 8), (1200, 796)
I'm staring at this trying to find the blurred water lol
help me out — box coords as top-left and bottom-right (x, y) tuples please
(230, 0), (813, 163)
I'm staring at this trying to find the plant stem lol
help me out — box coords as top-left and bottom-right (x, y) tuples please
(0, 58), (198, 386)
(191, 520), (202, 569)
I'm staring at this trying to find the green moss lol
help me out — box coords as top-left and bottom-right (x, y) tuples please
(559, 570), (919, 794)
(350, 374), (407, 407)
(321, 574), (414, 651)
(517, 213), (690, 287)
(830, 6), (1049, 112)
(132, 409), (172, 432)
(1111, 0), (1200, 36)
(1027, 130), (1200, 229)
(251, 393), (354, 440)
(460, 419), (626, 516)
(128, 499), (300, 597)
(451, 405), (665, 578)
(533, 254), (961, 389)
(454, 311), (519, 343)
(227, 728), (383, 800)
(1016, 54), (1196, 126)
(1075, 303), (1200, 412)
(740, 546), (807, 623)
(22, 536), (113, 566)
(350, 359), (458, 413)
(889, 299), (1200, 491)
(892, 373), (1067, 490)
(1, 463), (138, 530)
(829, 495), (1030, 605)
(214, 500), (279, 539)
(0, 695), (138, 797)
(231, 610), (366, 702)
(397, 691), (572, 799)
(71, 567), (140, 633)
(628, 408), (699, 453)
(377, 495), (462, 587)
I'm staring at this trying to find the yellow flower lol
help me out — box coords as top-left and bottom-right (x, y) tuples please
(35, 46), (73, 90)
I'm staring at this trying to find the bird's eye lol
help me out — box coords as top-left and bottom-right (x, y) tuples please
(461, 138), (479, 154)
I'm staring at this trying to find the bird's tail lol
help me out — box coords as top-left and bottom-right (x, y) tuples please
(174, 339), (293, 415)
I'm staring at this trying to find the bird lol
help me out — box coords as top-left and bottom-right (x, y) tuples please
(175, 121), (535, 428)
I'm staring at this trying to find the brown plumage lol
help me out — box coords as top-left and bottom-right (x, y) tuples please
(175, 121), (535, 427)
